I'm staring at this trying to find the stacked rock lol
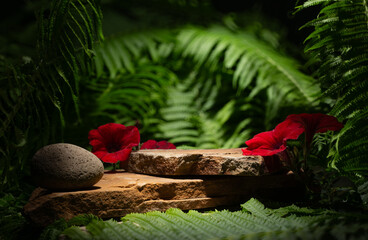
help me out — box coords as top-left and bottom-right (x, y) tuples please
(31, 143), (104, 191)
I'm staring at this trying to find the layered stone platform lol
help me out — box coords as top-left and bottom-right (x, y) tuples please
(128, 148), (265, 176)
(24, 171), (303, 227)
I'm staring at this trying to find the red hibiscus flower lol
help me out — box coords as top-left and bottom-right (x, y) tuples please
(242, 119), (304, 156)
(88, 123), (140, 164)
(141, 140), (176, 149)
(286, 113), (344, 149)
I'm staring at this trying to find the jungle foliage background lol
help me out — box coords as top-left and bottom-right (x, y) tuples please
(1, 0), (368, 239)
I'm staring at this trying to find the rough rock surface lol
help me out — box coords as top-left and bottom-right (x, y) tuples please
(31, 143), (104, 190)
(128, 148), (265, 176)
(24, 171), (304, 227)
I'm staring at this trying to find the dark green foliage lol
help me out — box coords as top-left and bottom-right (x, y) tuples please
(0, 184), (40, 240)
(100, 0), (218, 35)
(177, 26), (319, 103)
(85, 19), (319, 148)
(61, 198), (368, 240)
(0, 58), (52, 190)
(0, 0), (322, 189)
(358, 180), (368, 206)
(94, 30), (173, 78)
(330, 109), (368, 177)
(39, 214), (100, 240)
(0, 193), (28, 240)
(39, 219), (68, 240)
(153, 25), (319, 148)
(76, 64), (176, 140)
(0, 0), (103, 191)
(299, 0), (368, 178)
(2, 0), (368, 238)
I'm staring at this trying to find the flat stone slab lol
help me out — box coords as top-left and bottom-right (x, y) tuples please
(24, 171), (303, 227)
(128, 148), (265, 176)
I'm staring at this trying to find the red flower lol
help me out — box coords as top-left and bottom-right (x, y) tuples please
(242, 119), (304, 156)
(141, 140), (176, 149)
(286, 113), (343, 148)
(88, 123), (140, 163)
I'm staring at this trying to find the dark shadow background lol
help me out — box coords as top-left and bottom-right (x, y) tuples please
(0, 0), (318, 62)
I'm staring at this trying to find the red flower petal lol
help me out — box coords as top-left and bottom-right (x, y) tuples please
(287, 113), (343, 133)
(314, 114), (344, 133)
(242, 145), (286, 156)
(243, 119), (304, 157)
(89, 139), (106, 152)
(88, 123), (140, 163)
(286, 113), (343, 148)
(141, 140), (176, 149)
(157, 141), (176, 149)
(274, 119), (305, 141)
(242, 118), (304, 157)
(93, 150), (108, 160)
(141, 140), (157, 149)
(116, 148), (133, 162)
(245, 130), (278, 151)
(97, 123), (122, 143)
(118, 126), (140, 149)
(88, 129), (104, 148)
(100, 148), (132, 163)
(88, 129), (103, 141)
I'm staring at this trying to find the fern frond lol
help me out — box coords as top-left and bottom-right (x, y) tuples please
(301, 0), (368, 115)
(62, 226), (91, 240)
(177, 26), (319, 103)
(80, 64), (176, 139)
(89, 22), (320, 149)
(211, 210), (265, 233)
(0, 60), (54, 189)
(124, 212), (179, 240)
(143, 211), (199, 240)
(152, 25), (320, 148)
(241, 198), (290, 231)
(102, 220), (148, 240)
(37, 0), (104, 121)
(156, 77), (238, 148)
(330, 110), (368, 176)
(358, 180), (368, 205)
(301, 0), (368, 177)
(165, 208), (229, 239)
(61, 198), (368, 240)
(0, 0), (103, 190)
(93, 30), (173, 78)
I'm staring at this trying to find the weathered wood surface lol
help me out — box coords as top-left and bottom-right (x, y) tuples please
(24, 171), (303, 227)
(128, 148), (266, 176)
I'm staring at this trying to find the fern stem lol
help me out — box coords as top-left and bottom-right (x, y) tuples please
(363, 0), (368, 30)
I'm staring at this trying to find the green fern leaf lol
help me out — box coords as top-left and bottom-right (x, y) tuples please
(0, 0), (103, 190)
(93, 30), (172, 78)
(63, 226), (91, 240)
(177, 26), (319, 103)
(61, 198), (368, 240)
(300, 0), (368, 177)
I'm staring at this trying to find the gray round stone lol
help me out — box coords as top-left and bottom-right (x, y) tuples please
(31, 143), (104, 190)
